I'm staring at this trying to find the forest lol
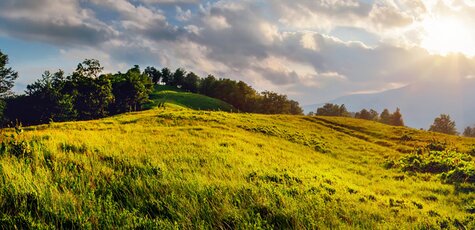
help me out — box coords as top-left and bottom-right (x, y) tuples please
(0, 51), (303, 126)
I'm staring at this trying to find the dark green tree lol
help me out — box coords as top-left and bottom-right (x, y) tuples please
(171, 68), (186, 87)
(26, 70), (76, 122)
(68, 59), (113, 120)
(0, 50), (18, 97)
(199, 75), (217, 96)
(182, 72), (200, 93)
(161, 68), (173, 85)
(74, 59), (103, 79)
(111, 66), (152, 113)
(144, 66), (162, 84)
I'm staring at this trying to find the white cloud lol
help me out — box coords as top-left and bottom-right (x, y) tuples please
(204, 15), (231, 30)
(4, 0), (475, 105)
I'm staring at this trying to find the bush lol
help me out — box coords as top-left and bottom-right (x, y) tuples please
(391, 150), (475, 184)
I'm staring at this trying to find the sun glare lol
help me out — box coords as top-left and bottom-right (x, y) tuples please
(421, 17), (475, 57)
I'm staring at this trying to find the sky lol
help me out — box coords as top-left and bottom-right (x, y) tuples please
(1, 0), (475, 106)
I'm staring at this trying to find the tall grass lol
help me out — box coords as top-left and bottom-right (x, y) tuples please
(0, 107), (474, 228)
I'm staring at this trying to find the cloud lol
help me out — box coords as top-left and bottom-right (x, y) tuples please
(3, 0), (475, 106)
(140, 0), (199, 4)
(0, 0), (116, 46)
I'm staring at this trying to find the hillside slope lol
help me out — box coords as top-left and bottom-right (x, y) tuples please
(1, 107), (475, 228)
(145, 85), (236, 111)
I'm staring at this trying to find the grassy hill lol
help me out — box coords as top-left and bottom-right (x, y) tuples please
(1, 105), (475, 228)
(144, 85), (236, 111)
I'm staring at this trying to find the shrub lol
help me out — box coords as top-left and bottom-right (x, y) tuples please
(390, 149), (475, 184)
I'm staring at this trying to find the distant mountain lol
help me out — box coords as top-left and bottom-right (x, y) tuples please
(304, 80), (475, 131)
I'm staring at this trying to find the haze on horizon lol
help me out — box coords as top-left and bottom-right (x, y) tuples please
(1, 0), (475, 116)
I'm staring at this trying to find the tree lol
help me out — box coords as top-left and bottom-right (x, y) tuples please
(380, 109), (391, 124)
(0, 50), (18, 97)
(161, 68), (173, 85)
(390, 108), (404, 126)
(111, 66), (152, 113)
(355, 109), (379, 121)
(74, 59), (103, 79)
(26, 70), (76, 122)
(289, 100), (304, 115)
(182, 72), (200, 93)
(144, 66), (161, 84)
(259, 91), (291, 114)
(199, 75), (217, 96)
(463, 126), (475, 137)
(316, 103), (350, 117)
(68, 59), (113, 120)
(171, 68), (186, 87)
(429, 114), (458, 135)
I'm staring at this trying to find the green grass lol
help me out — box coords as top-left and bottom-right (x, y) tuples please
(1, 105), (475, 229)
(144, 85), (236, 112)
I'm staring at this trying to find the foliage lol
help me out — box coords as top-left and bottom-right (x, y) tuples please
(110, 66), (152, 114)
(316, 103), (350, 117)
(463, 126), (475, 137)
(4, 60), (152, 125)
(429, 114), (458, 135)
(380, 109), (391, 124)
(390, 150), (475, 184)
(144, 66), (161, 84)
(182, 72), (200, 93)
(355, 109), (379, 121)
(390, 108), (404, 126)
(194, 75), (302, 114)
(0, 50), (18, 97)
(379, 108), (404, 126)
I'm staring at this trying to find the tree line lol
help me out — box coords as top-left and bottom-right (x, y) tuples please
(313, 103), (475, 137)
(431, 115), (475, 138)
(143, 66), (303, 115)
(4, 60), (153, 125)
(0, 51), (303, 126)
(311, 103), (404, 126)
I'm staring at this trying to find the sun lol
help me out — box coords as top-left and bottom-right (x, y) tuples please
(421, 16), (475, 57)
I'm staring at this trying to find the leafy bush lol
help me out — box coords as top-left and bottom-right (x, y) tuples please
(391, 150), (475, 184)
(426, 140), (447, 151)
(0, 127), (35, 158)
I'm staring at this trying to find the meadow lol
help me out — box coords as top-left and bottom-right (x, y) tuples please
(0, 94), (475, 228)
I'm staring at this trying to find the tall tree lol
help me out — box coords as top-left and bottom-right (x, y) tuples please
(380, 109), (391, 124)
(161, 68), (173, 85)
(74, 59), (103, 79)
(26, 70), (76, 122)
(199, 75), (217, 96)
(171, 68), (186, 87)
(182, 72), (200, 93)
(390, 108), (404, 126)
(463, 126), (475, 137)
(111, 66), (152, 113)
(429, 114), (458, 135)
(68, 59), (113, 120)
(144, 66), (162, 84)
(289, 100), (304, 115)
(0, 50), (18, 97)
